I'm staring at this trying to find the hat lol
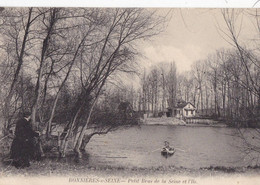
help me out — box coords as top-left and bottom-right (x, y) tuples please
(23, 111), (31, 118)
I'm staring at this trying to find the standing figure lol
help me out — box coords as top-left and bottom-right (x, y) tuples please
(10, 112), (40, 168)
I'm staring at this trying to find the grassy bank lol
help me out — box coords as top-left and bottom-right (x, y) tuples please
(141, 117), (186, 126)
(1, 156), (260, 178)
(141, 117), (227, 127)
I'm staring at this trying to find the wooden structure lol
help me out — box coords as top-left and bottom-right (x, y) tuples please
(169, 101), (196, 118)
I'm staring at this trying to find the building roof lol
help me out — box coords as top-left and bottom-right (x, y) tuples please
(174, 102), (188, 108)
(173, 102), (196, 109)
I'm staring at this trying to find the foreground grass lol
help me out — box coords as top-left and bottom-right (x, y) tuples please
(1, 157), (260, 178)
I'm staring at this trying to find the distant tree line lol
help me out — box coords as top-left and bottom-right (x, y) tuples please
(137, 10), (260, 127)
(178, 48), (259, 125)
(135, 62), (177, 117)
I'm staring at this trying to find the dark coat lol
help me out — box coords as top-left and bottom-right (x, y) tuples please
(10, 118), (39, 161)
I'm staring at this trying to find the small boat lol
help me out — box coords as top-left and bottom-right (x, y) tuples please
(161, 147), (175, 156)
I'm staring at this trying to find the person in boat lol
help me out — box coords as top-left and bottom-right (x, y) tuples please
(10, 112), (40, 168)
(162, 141), (175, 153)
(163, 141), (171, 150)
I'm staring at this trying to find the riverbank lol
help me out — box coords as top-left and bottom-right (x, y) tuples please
(1, 158), (260, 177)
(140, 117), (186, 126)
(140, 117), (227, 127)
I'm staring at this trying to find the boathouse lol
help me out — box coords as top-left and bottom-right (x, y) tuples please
(168, 101), (196, 118)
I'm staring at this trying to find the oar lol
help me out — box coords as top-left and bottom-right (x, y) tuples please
(174, 147), (186, 152)
(150, 148), (162, 153)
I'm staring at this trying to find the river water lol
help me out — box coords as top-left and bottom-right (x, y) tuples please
(83, 125), (259, 169)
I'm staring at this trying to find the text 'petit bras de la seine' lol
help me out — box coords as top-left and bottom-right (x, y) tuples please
(128, 178), (196, 184)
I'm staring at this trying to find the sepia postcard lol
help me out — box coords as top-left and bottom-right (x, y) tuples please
(0, 1), (260, 185)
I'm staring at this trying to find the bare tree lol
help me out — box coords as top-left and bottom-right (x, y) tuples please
(0, 8), (48, 133)
(30, 8), (60, 129)
(70, 8), (167, 156)
(166, 62), (177, 109)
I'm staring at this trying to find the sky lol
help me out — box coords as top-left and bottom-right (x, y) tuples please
(139, 8), (257, 73)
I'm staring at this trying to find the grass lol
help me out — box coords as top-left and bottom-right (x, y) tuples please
(1, 155), (260, 177)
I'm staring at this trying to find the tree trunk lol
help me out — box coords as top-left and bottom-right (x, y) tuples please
(31, 9), (57, 129)
(258, 87), (260, 115)
(200, 85), (203, 114)
(3, 8), (33, 132)
(59, 105), (82, 157)
(222, 82), (226, 117)
(74, 99), (97, 157)
(46, 92), (61, 138)
(41, 59), (55, 109)
(31, 61), (44, 129)
(79, 134), (92, 151)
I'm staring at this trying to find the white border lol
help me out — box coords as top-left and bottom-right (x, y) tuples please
(0, 0), (259, 8)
